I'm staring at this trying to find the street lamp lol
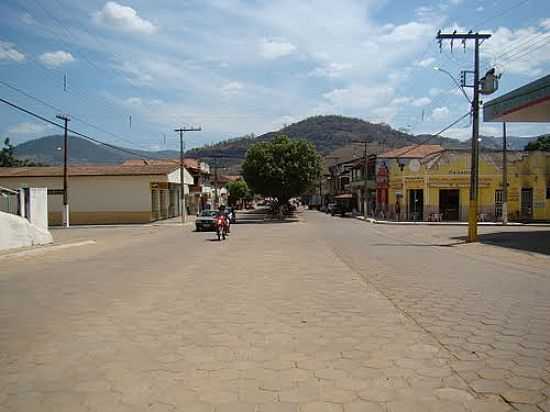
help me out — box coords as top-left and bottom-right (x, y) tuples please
(433, 66), (471, 105)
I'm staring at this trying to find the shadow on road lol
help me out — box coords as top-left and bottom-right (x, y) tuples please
(372, 242), (465, 248)
(235, 208), (301, 225)
(452, 230), (550, 256)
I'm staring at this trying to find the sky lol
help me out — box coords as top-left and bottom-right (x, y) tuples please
(0, 0), (549, 152)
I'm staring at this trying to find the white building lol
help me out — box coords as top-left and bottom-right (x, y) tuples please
(0, 164), (194, 225)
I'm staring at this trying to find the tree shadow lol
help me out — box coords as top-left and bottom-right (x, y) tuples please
(452, 230), (550, 256)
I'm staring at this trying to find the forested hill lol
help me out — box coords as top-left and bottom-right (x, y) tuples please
(185, 115), (464, 161)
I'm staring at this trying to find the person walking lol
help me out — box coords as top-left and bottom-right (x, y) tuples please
(395, 198), (401, 222)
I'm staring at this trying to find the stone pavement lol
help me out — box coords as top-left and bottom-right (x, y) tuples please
(313, 212), (550, 412)
(0, 219), (507, 411)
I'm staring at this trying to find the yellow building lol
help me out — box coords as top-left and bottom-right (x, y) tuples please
(376, 146), (550, 222)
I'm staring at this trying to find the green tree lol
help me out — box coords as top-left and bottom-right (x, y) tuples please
(226, 179), (250, 206)
(242, 135), (321, 213)
(0, 138), (21, 167)
(0, 138), (46, 167)
(525, 135), (550, 151)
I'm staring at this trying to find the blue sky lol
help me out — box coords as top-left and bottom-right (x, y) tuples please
(1, 0), (549, 151)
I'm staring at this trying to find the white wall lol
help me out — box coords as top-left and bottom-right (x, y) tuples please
(0, 211), (53, 251)
(29, 188), (49, 230)
(0, 175), (153, 213)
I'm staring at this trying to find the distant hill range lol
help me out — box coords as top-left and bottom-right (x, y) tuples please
(10, 115), (543, 168)
(13, 134), (179, 166)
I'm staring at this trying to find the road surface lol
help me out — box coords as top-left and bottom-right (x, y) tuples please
(1, 211), (549, 411)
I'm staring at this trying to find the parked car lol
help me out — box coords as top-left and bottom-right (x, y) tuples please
(195, 210), (218, 231)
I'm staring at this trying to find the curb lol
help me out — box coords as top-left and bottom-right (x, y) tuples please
(358, 216), (550, 227)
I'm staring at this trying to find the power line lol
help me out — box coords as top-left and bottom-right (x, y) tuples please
(0, 79), (156, 151)
(0, 96), (167, 161)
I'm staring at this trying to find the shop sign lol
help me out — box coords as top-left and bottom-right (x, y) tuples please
(428, 176), (492, 188)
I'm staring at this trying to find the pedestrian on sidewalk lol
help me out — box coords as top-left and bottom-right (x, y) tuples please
(395, 199), (401, 222)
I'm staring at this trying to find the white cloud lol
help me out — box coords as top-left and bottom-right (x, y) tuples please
(308, 62), (352, 78)
(0, 41), (25, 63)
(221, 81), (244, 95)
(20, 13), (35, 25)
(39, 50), (75, 67)
(540, 18), (550, 30)
(414, 57), (436, 67)
(481, 25), (550, 76)
(412, 97), (431, 107)
(449, 0), (463, 5)
(432, 106), (450, 121)
(259, 38), (296, 59)
(476, 6), (484, 12)
(322, 85), (395, 112)
(94, 2), (157, 35)
(429, 87), (444, 96)
(6, 122), (52, 137)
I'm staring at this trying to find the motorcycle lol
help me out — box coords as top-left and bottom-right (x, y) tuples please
(216, 216), (227, 241)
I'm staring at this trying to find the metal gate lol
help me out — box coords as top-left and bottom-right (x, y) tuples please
(521, 188), (533, 219)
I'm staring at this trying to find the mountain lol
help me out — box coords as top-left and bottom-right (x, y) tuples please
(15, 115), (539, 168)
(476, 135), (540, 151)
(13, 135), (179, 165)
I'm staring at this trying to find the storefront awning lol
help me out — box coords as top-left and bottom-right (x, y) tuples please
(483, 74), (550, 123)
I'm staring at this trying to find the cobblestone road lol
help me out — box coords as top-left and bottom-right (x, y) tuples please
(313, 212), (550, 412)
(0, 217), (509, 411)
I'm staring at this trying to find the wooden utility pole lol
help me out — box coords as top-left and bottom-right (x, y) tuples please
(502, 122), (508, 224)
(56, 114), (70, 227)
(436, 31), (491, 242)
(174, 127), (201, 223)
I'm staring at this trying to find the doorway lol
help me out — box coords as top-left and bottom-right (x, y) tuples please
(408, 189), (423, 221)
(439, 189), (460, 221)
(521, 188), (533, 219)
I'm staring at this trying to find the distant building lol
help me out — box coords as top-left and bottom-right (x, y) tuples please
(122, 158), (212, 213)
(0, 164), (194, 225)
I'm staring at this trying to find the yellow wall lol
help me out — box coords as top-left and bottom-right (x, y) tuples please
(380, 151), (550, 221)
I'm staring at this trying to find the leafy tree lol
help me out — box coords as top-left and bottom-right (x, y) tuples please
(525, 135), (550, 152)
(242, 135), (321, 213)
(0, 138), (45, 167)
(226, 179), (250, 206)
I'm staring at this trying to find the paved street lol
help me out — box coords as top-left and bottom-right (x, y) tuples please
(1, 212), (549, 411)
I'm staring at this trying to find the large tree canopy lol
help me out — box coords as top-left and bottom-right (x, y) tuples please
(525, 135), (550, 152)
(242, 135), (321, 206)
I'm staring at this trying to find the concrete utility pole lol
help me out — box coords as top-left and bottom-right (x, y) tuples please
(436, 31), (491, 242)
(502, 122), (508, 224)
(174, 127), (201, 223)
(56, 114), (70, 228)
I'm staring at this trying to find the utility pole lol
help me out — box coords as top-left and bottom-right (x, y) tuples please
(363, 141), (368, 217)
(174, 126), (201, 223)
(56, 114), (70, 228)
(502, 122), (508, 224)
(351, 140), (370, 217)
(436, 31), (491, 242)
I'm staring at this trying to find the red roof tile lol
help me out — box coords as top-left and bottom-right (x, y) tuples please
(0, 164), (180, 177)
(379, 144), (444, 159)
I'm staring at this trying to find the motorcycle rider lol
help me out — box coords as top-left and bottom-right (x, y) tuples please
(216, 205), (230, 234)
